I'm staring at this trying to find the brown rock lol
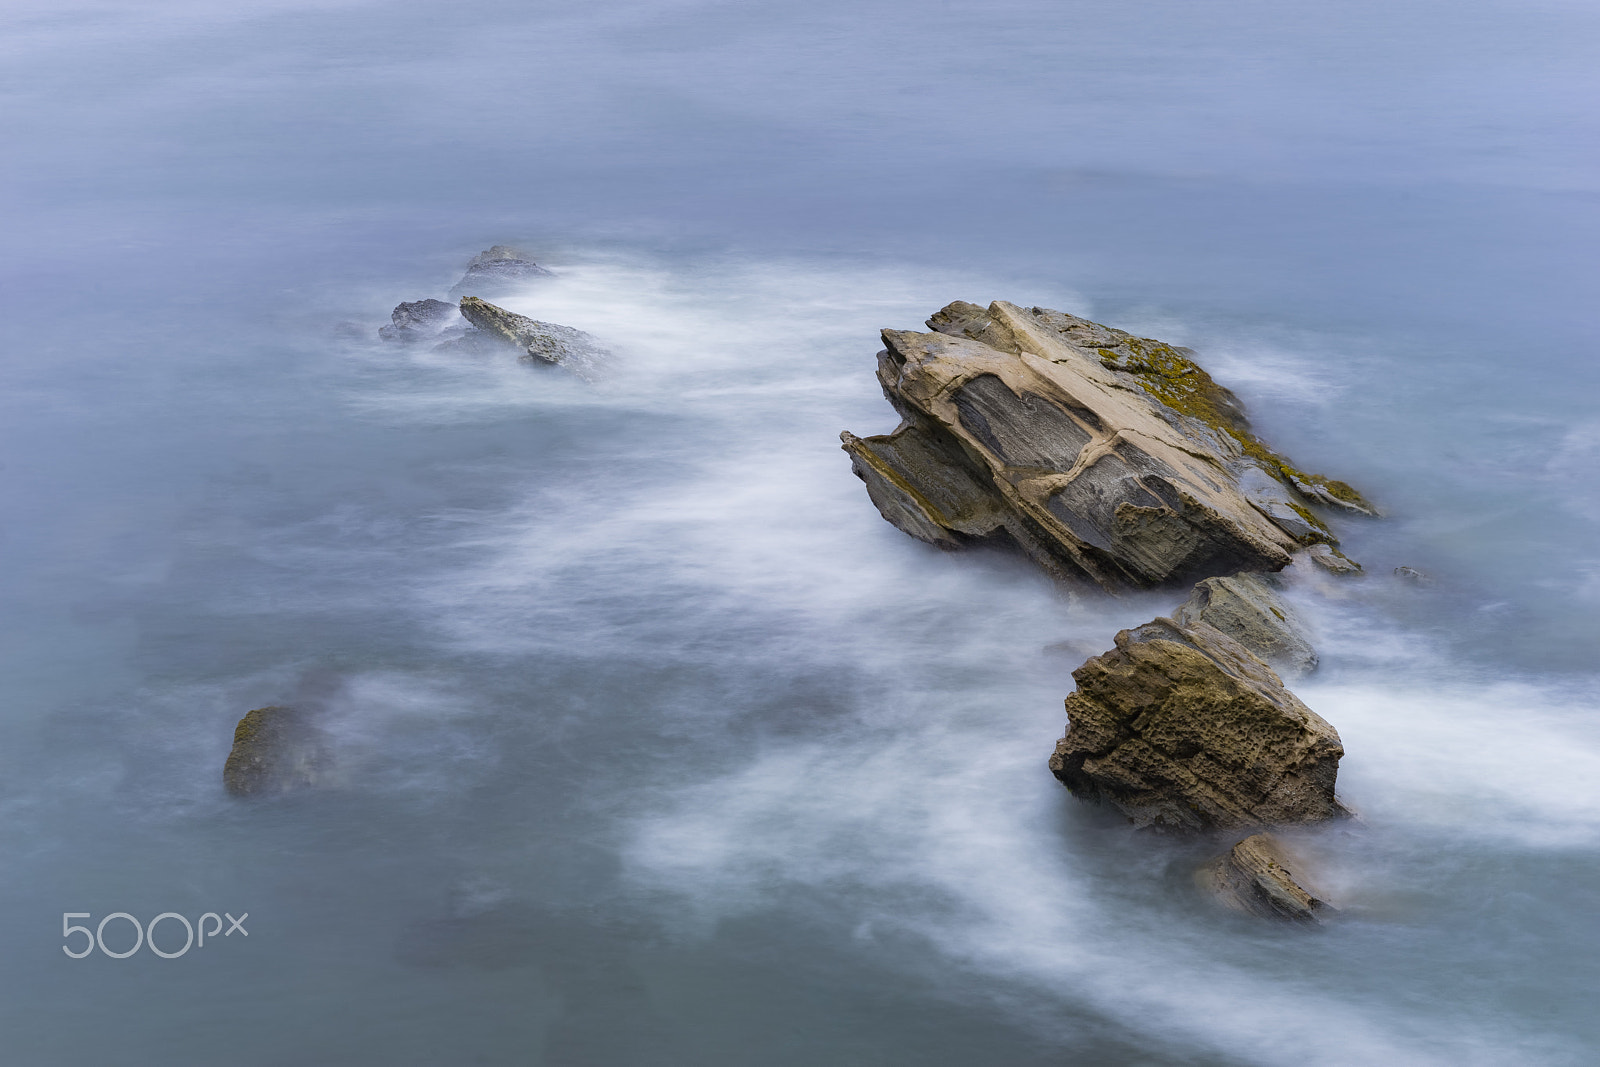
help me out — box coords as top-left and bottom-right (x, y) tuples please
(222, 706), (327, 797)
(1199, 833), (1333, 923)
(1174, 573), (1317, 677)
(843, 301), (1372, 590)
(1049, 618), (1347, 831)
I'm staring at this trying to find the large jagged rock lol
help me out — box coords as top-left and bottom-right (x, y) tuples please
(378, 298), (460, 343)
(1198, 833), (1333, 923)
(449, 245), (553, 297)
(842, 301), (1371, 590)
(454, 297), (605, 379)
(222, 706), (327, 797)
(1049, 618), (1347, 831)
(1174, 573), (1317, 677)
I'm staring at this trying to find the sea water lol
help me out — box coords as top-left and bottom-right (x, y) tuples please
(2, 1), (1597, 1064)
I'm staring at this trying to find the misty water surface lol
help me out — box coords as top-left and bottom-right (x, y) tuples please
(2, 2), (1598, 1064)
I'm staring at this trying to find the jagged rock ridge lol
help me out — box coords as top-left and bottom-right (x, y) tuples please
(455, 297), (606, 378)
(842, 301), (1370, 590)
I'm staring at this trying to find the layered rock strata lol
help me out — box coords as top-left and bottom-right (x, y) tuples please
(1049, 617), (1347, 832)
(1174, 573), (1317, 677)
(1199, 833), (1332, 923)
(222, 706), (327, 797)
(842, 301), (1369, 590)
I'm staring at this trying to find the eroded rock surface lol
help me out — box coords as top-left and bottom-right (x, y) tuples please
(379, 298), (460, 343)
(455, 297), (605, 378)
(222, 706), (327, 797)
(449, 245), (553, 297)
(842, 301), (1371, 590)
(1199, 833), (1332, 923)
(1049, 618), (1347, 831)
(1175, 573), (1317, 676)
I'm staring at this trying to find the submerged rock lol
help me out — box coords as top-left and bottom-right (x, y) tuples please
(222, 706), (327, 797)
(453, 297), (605, 378)
(842, 301), (1373, 590)
(379, 298), (461, 343)
(1199, 833), (1332, 923)
(1049, 618), (1347, 832)
(449, 245), (553, 297)
(1174, 573), (1317, 676)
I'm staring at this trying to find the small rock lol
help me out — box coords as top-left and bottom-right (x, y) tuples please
(379, 298), (461, 343)
(1304, 542), (1362, 576)
(1049, 618), (1348, 832)
(455, 297), (605, 378)
(1174, 573), (1317, 676)
(449, 245), (554, 298)
(222, 706), (327, 797)
(1199, 833), (1332, 923)
(1393, 566), (1432, 585)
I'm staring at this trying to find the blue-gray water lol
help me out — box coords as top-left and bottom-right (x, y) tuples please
(3, 2), (1598, 1064)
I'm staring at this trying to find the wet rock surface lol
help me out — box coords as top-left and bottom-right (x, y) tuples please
(1049, 618), (1347, 832)
(449, 244), (553, 297)
(222, 705), (327, 797)
(379, 298), (461, 343)
(842, 300), (1371, 591)
(1304, 542), (1363, 575)
(1199, 833), (1332, 923)
(455, 297), (606, 378)
(1174, 573), (1317, 677)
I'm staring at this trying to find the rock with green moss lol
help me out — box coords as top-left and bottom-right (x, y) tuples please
(842, 300), (1373, 590)
(452, 297), (605, 379)
(1174, 573), (1317, 676)
(222, 706), (327, 797)
(1198, 833), (1333, 923)
(1049, 618), (1348, 831)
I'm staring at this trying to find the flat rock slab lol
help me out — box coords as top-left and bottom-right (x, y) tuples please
(1049, 618), (1347, 832)
(843, 301), (1369, 590)
(1175, 573), (1317, 677)
(222, 706), (328, 797)
(1199, 833), (1333, 923)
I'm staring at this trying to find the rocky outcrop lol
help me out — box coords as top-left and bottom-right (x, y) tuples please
(454, 297), (605, 378)
(1049, 617), (1347, 831)
(379, 298), (460, 343)
(222, 706), (327, 797)
(842, 301), (1370, 590)
(449, 245), (553, 297)
(1174, 573), (1317, 677)
(1199, 833), (1332, 923)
